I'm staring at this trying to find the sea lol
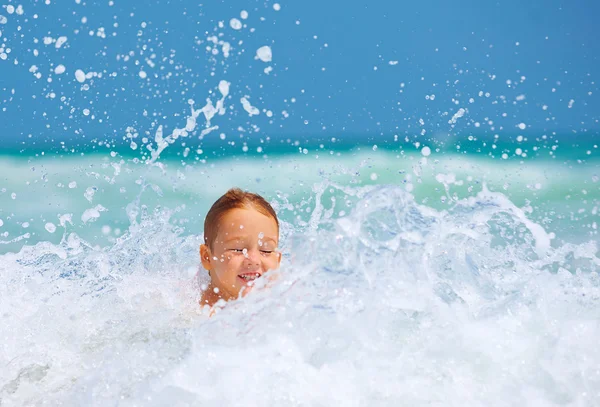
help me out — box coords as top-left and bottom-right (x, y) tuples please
(1, 135), (599, 406)
(1, 1), (599, 406)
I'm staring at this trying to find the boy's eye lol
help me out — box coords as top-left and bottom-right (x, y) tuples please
(226, 249), (276, 255)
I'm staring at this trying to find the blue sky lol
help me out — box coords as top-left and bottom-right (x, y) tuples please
(1, 0), (598, 149)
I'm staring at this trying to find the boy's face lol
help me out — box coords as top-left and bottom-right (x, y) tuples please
(200, 207), (281, 301)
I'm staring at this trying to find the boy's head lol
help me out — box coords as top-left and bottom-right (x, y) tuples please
(200, 188), (281, 302)
(203, 188), (279, 250)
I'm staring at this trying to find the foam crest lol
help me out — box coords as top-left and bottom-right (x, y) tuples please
(1, 185), (599, 405)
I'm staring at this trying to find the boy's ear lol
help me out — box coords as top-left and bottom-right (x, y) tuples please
(276, 251), (282, 268)
(200, 244), (212, 271)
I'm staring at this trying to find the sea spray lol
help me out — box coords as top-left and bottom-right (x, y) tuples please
(1, 184), (599, 405)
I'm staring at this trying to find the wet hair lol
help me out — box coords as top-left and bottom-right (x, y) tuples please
(203, 188), (279, 250)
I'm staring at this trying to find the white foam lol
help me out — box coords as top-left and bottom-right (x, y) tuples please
(54, 64), (66, 74)
(81, 204), (107, 223)
(218, 80), (229, 97)
(449, 107), (466, 124)
(240, 96), (260, 116)
(229, 18), (242, 30)
(222, 42), (231, 58)
(145, 83), (231, 165)
(84, 187), (96, 202)
(55, 36), (68, 48)
(74, 69), (85, 83)
(256, 45), (272, 62)
(1, 182), (597, 406)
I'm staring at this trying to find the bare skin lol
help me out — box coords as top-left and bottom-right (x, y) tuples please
(199, 207), (281, 308)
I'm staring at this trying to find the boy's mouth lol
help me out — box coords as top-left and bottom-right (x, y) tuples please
(238, 272), (261, 284)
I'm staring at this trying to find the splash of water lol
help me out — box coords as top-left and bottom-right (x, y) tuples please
(1, 183), (598, 406)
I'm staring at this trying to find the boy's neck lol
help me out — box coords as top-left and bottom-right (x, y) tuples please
(200, 282), (229, 307)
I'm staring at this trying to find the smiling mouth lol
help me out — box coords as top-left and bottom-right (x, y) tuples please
(238, 273), (261, 283)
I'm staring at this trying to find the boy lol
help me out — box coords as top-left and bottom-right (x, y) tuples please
(199, 188), (281, 307)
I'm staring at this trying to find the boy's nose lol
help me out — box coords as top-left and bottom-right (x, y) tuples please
(244, 247), (261, 263)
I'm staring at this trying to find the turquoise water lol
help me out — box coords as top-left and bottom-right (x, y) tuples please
(1, 136), (598, 254)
